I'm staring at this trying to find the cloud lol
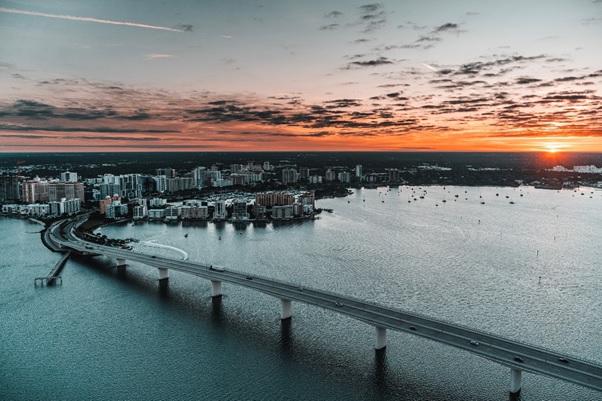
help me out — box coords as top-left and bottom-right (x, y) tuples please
(417, 35), (442, 42)
(320, 23), (340, 31)
(359, 4), (383, 13)
(175, 24), (193, 32)
(358, 3), (387, 33)
(515, 77), (542, 85)
(454, 54), (546, 75)
(434, 22), (459, 32)
(0, 7), (183, 32)
(582, 17), (602, 25)
(0, 124), (177, 134)
(324, 11), (343, 18)
(346, 56), (393, 68)
(145, 54), (174, 59)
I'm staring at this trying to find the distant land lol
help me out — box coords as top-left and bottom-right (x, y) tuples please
(1, 152), (602, 189)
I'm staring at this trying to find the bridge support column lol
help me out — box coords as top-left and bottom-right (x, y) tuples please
(211, 280), (222, 297)
(158, 267), (169, 281)
(280, 299), (292, 320)
(116, 258), (126, 270)
(509, 368), (522, 396)
(375, 326), (387, 350)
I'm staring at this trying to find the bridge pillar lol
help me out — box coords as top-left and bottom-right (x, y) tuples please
(280, 299), (292, 320)
(211, 280), (222, 297)
(116, 258), (126, 270)
(509, 368), (522, 396)
(375, 326), (387, 350)
(158, 267), (169, 281)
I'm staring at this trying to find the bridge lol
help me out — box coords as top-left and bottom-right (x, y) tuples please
(48, 216), (602, 399)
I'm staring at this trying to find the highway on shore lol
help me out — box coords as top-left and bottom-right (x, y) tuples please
(48, 217), (602, 394)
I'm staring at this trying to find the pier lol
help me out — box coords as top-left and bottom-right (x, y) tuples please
(34, 251), (70, 286)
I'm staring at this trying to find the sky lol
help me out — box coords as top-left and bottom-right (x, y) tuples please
(0, 0), (601, 152)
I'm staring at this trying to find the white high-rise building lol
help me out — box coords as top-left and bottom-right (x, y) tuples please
(192, 167), (207, 188)
(213, 201), (227, 220)
(154, 175), (167, 193)
(356, 164), (363, 179)
(60, 171), (78, 182)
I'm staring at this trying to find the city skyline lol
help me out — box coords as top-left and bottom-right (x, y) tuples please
(1, 0), (601, 153)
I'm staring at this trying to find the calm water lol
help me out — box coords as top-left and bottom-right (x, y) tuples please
(2, 186), (601, 401)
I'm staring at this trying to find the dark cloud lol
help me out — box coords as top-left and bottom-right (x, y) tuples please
(345, 54), (367, 60)
(0, 100), (163, 122)
(377, 83), (407, 88)
(0, 124), (177, 134)
(346, 56), (393, 68)
(434, 23), (459, 32)
(175, 24), (194, 32)
(359, 4), (383, 13)
(399, 44), (421, 49)
(515, 77), (542, 85)
(363, 18), (387, 33)
(454, 55), (546, 75)
(554, 76), (584, 82)
(9, 99), (55, 119)
(416, 36), (442, 42)
(358, 3), (387, 33)
(324, 11), (343, 18)
(324, 99), (363, 108)
(544, 93), (589, 101)
(320, 23), (340, 31)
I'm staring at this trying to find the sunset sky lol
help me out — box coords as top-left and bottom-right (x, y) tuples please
(1, 0), (601, 152)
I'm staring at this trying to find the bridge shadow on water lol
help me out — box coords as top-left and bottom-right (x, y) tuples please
(69, 253), (509, 401)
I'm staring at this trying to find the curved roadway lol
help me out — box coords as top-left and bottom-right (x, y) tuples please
(49, 217), (602, 393)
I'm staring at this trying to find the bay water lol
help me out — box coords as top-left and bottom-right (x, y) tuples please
(2, 186), (601, 400)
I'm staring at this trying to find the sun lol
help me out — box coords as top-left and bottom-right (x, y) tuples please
(543, 142), (563, 153)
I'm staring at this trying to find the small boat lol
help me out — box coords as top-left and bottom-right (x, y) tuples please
(184, 233), (188, 238)
(480, 201), (485, 205)
(218, 236), (221, 240)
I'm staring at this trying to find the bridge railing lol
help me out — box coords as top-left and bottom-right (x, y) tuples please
(209, 265), (602, 367)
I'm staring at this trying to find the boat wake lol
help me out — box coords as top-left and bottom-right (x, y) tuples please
(139, 240), (189, 260)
